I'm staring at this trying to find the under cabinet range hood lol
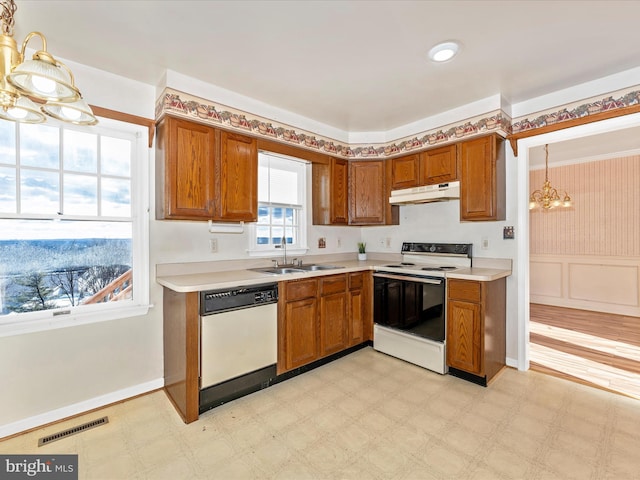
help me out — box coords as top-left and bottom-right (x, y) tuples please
(389, 181), (460, 205)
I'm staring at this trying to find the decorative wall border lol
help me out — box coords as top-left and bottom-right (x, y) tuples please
(155, 84), (640, 159)
(511, 86), (640, 134)
(155, 87), (510, 159)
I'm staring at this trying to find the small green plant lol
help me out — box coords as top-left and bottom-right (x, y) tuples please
(357, 242), (366, 254)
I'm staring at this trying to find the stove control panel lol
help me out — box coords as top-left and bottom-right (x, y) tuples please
(401, 242), (472, 257)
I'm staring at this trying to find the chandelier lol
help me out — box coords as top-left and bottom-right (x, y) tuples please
(529, 144), (572, 210)
(0, 0), (97, 125)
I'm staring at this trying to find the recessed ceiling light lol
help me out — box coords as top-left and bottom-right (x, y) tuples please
(428, 41), (460, 63)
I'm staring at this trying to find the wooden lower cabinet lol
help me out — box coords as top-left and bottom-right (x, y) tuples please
(162, 287), (200, 423)
(278, 272), (372, 374)
(278, 279), (319, 373)
(446, 278), (506, 385)
(348, 272), (368, 345)
(319, 275), (348, 356)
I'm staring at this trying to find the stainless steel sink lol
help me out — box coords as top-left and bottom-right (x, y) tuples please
(249, 264), (344, 275)
(249, 267), (305, 275)
(296, 264), (343, 271)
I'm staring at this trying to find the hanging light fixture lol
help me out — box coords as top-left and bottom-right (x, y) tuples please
(529, 144), (572, 210)
(0, 0), (97, 125)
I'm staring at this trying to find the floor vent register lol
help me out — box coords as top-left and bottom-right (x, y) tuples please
(38, 416), (109, 447)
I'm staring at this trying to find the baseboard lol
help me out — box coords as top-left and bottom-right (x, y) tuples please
(505, 356), (520, 369)
(0, 378), (164, 439)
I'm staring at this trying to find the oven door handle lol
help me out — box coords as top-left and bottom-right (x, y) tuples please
(373, 272), (443, 285)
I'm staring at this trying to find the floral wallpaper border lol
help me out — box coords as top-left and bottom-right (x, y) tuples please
(155, 88), (510, 159)
(511, 85), (640, 134)
(155, 84), (640, 158)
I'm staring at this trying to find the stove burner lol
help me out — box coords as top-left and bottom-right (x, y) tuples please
(421, 266), (458, 272)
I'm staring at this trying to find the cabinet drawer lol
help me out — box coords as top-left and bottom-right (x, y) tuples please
(285, 279), (318, 301)
(321, 275), (347, 295)
(448, 279), (481, 303)
(349, 272), (365, 290)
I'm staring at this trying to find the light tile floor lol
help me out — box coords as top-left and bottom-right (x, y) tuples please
(2, 347), (640, 479)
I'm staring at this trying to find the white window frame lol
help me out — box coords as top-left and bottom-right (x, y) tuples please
(0, 117), (150, 337)
(248, 151), (309, 258)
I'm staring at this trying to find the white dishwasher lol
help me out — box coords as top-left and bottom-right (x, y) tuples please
(199, 283), (278, 412)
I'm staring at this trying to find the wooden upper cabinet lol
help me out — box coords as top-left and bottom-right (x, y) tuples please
(217, 131), (258, 222)
(421, 144), (458, 185)
(459, 134), (505, 221)
(312, 157), (348, 225)
(156, 116), (259, 222)
(390, 154), (420, 189)
(331, 158), (349, 224)
(349, 160), (385, 225)
(156, 116), (216, 220)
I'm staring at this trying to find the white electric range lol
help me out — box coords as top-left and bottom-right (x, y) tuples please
(372, 242), (472, 374)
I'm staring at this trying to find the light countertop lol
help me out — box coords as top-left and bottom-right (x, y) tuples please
(156, 258), (511, 293)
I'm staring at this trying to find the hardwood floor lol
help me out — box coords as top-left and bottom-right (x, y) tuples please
(529, 303), (640, 399)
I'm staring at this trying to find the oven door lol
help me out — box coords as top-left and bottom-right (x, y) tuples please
(373, 272), (445, 342)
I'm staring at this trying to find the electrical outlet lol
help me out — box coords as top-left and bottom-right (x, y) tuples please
(503, 226), (515, 239)
(481, 237), (489, 250)
(378, 238), (385, 247)
(385, 237), (392, 248)
(209, 238), (218, 253)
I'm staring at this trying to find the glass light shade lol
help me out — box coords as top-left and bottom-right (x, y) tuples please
(7, 54), (80, 102)
(42, 97), (98, 125)
(0, 95), (45, 123)
(428, 41), (460, 62)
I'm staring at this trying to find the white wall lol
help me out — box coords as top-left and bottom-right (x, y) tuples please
(0, 63), (164, 437)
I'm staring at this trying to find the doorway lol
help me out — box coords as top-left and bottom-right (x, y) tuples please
(516, 114), (640, 398)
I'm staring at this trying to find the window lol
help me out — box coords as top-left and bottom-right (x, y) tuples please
(252, 152), (308, 254)
(0, 117), (149, 334)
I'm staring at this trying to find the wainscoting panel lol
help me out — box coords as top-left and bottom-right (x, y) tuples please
(569, 263), (639, 306)
(531, 254), (640, 317)
(530, 261), (563, 298)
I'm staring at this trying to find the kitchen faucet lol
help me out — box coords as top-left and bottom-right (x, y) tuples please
(273, 236), (300, 267)
(280, 235), (287, 266)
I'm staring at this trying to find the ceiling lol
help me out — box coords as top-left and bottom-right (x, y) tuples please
(13, 0), (640, 133)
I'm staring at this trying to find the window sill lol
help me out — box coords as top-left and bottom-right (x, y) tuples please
(0, 304), (152, 338)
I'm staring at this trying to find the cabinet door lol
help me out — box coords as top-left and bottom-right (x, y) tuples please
(331, 158), (349, 224)
(320, 275), (348, 357)
(320, 290), (347, 357)
(282, 297), (318, 371)
(460, 135), (504, 221)
(391, 154), (420, 189)
(349, 160), (385, 225)
(312, 158), (348, 225)
(217, 131), (258, 221)
(446, 299), (482, 375)
(421, 144), (457, 185)
(348, 287), (365, 346)
(159, 117), (216, 219)
(348, 272), (367, 346)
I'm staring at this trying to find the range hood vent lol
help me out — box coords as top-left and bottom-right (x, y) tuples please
(389, 181), (460, 205)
